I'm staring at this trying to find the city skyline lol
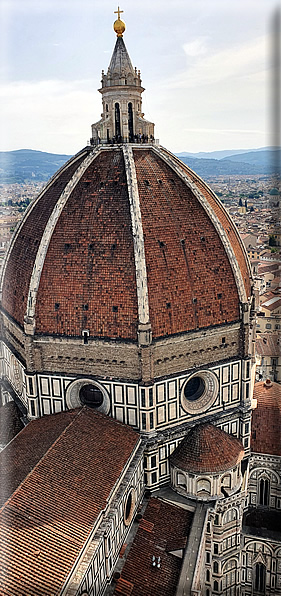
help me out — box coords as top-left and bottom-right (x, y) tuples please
(0, 0), (280, 155)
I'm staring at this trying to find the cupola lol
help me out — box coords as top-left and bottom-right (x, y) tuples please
(91, 8), (155, 144)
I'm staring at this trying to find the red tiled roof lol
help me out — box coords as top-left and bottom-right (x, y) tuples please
(256, 334), (280, 357)
(134, 149), (240, 336)
(35, 150), (138, 339)
(2, 145), (249, 341)
(170, 423), (244, 473)
(0, 409), (77, 507)
(169, 152), (251, 299)
(0, 408), (140, 595)
(251, 381), (281, 456)
(1, 152), (88, 326)
(114, 498), (194, 596)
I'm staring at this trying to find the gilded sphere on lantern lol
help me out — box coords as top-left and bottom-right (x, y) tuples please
(113, 18), (126, 37)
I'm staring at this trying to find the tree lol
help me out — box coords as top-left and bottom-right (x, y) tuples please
(269, 235), (277, 247)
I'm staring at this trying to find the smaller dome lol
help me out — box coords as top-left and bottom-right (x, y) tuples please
(170, 423), (244, 474)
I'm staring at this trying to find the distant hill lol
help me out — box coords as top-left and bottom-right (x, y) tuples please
(0, 149), (72, 183)
(0, 146), (280, 183)
(176, 148), (281, 177)
(176, 147), (280, 160)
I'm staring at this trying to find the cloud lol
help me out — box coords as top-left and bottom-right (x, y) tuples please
(182, 37), (209, 57)
(0, 79), (99, 153)
(163, 35), (268, 90)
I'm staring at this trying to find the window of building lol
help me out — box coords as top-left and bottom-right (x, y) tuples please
(28, 377), (34, 395)
(149, 387), (153, 407)
(149, 412), (154, 429)
(30, 400), (36, 417)
(254, 563), (266, 593)
(177, 472), (186, 489)
(214, 580), (219, 592)
(266, 323), (272, 329)
(206, 569), (210, 582)
(142, 413), (146, 430)
(151, 455), (156, 468)
(197, 478), (211, 495)
(124, 489), (135, 526)
(82, 330), (89, 345)
(141, 388), (146, 407)
(151, 472), (157, 484)
(79, 384), (103, 408)
(184, 376), (205, 401)
(259, 478), (269, 506)
(206, 552), (210, 564)
(214, 514), (219, 525)
(214, 562), (219, 574)
(214, 544), (219, 554)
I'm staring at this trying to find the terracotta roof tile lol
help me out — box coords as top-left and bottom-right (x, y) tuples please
(251, 381), (281, 456)
(0, 409), (77, 507)
(0, 408), (140, 595)
(115, 578), (134, 595)
(35, 151), (138, 340)
(2, 152), (88, 327)
(114, 498), (194, 596)
(2, 145), (249, 341)
(168, 151), (251, 299)
(170, 423), (244, 473)
(256, 334), (280, 357)
(134, 149), (240, 337)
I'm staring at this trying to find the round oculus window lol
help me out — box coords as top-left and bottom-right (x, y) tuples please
(181, 371), (218, 415)
(79, 384), (104, 408)
(124, 489), (136, 526)
(66, 378), (110, 414)
(184, 376), (205, 401)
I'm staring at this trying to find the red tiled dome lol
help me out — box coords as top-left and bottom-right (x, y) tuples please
(251, 380), (281, 456)
(170, 423), (244, 474)
(1, 145), (251, 341)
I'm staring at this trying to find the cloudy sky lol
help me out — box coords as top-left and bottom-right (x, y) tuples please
(0, 0), (280, 154)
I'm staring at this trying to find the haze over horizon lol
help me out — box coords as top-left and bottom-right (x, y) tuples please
(0, 0), (280, 155)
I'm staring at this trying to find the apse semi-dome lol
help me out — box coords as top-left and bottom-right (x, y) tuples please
(169, 423), (245, 500)
(170, 422), (244, 474)
(1, 145), (251, 342)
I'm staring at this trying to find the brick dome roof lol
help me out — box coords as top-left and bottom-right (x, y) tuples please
(170, 423), (244, 474)
(251, 380), (281, 456)
(1, 144), (251, 341)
